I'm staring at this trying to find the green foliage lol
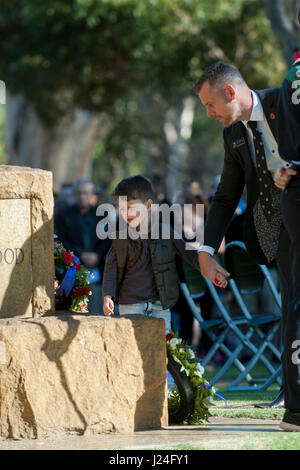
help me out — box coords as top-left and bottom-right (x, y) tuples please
(89, 0), (287, 192)
(0, 0), (286, 123)
(167, 332), (215, 424)
(0, 0), (289, 191)
(54, 238), (91, 313)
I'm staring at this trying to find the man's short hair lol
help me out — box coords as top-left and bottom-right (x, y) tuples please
(193, 61), (247, 94)
(113, 175), (154, 202)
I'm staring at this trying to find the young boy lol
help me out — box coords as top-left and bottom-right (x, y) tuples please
(102, 175), (226, 331)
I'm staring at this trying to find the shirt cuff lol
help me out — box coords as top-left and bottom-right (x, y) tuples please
(197, 245), (215, 256)
(103, 293), (115, 302)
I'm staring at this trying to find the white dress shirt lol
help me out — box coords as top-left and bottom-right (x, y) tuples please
(242, 90), (288, 173)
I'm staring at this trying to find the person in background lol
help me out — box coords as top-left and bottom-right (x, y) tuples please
(54, 183), (76, 227)
(150, 173), (171, 206)
(91, 184), (106, 207)
(55, 178), (111, 314)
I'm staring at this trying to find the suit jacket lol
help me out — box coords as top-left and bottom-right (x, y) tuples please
(204, 87), (282, 265)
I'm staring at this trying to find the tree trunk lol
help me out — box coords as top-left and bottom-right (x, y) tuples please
(5, 92), (101, 193)
(263, 0), (300, 67)
(164, 96), (195, 201)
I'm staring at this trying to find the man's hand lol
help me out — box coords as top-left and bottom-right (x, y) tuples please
(273, 167), (297, 190)
(198, 251), (230, 288)
(103, 296), (114, 316)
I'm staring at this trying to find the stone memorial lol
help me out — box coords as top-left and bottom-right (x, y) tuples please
(0, 165), (55, 317)
(0, 315), (168, 438)
(0, 165), (168, 438)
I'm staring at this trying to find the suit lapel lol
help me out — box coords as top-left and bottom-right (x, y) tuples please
(255, 88), (279, 142)
(230, 121), (255, 169)
(227, 87), (281, 167)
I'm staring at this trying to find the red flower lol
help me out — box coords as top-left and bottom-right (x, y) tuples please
(166, 333), (174, 341)
(71, 287), (86, 298)
(74, 262), (81, 271)
(63, 250), (74, 265)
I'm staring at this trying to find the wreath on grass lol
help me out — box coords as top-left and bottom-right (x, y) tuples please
(167, 332), (221, 424)
(54, 235), (91, 313)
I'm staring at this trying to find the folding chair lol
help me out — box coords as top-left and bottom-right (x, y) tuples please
(179, 258), (256, 387)
(222, 241), (282, 391)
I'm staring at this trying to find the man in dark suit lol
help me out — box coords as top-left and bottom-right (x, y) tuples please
(193, 61), (300, 431)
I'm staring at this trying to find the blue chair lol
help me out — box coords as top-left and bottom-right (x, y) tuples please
(222, 241), (282, 391)
(179, 259), (255, 387)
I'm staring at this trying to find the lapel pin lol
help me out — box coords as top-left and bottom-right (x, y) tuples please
(270, 113), (276, 120)
(233, 137), (245, 149)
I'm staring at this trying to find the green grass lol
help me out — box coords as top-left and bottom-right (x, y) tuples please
(142, 434), (300, 450)
(242, 433), (300, 450)
(202, 361), (285, 419)
(134, 435), (300, 450)
(210, 386), (284, 420)
(204, 359), (279, 383)
(127, 443), (205, 451)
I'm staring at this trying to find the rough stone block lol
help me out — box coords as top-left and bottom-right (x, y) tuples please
(0, 315), (168, 438)
(0, 165), (54, 318)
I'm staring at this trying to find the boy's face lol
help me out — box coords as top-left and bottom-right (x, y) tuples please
(118, 197), (152, 228)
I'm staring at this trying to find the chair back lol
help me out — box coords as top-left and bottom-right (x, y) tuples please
(223, 241), (265, 294)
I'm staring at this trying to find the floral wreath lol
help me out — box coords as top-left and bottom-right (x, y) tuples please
(166, 332), (226, 424)
(54, 235), (91, 313)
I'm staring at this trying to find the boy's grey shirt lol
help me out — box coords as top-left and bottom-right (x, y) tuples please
(103, 235), (199, 305)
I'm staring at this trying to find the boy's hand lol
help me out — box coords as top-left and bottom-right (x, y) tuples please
(273, 167), (297, 190)
(103, 296), (114, 316)
(198, 252), (230, 288)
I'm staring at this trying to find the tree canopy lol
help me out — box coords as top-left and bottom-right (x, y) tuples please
(0, 0), (287, 123)
(0, 0), (294, 194)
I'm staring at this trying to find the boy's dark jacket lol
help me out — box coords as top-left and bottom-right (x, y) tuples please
(111, 223), (198, 310)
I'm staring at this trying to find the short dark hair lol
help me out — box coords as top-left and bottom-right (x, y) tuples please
(113, 175), (154, 202)
(193, 61), (246, 94)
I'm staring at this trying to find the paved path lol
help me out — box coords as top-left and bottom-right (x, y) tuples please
(0, 416), (282, 450)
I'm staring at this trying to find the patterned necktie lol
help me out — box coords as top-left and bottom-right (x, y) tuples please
(247, 120), (282, 263)
(247, 121), (274, 221)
